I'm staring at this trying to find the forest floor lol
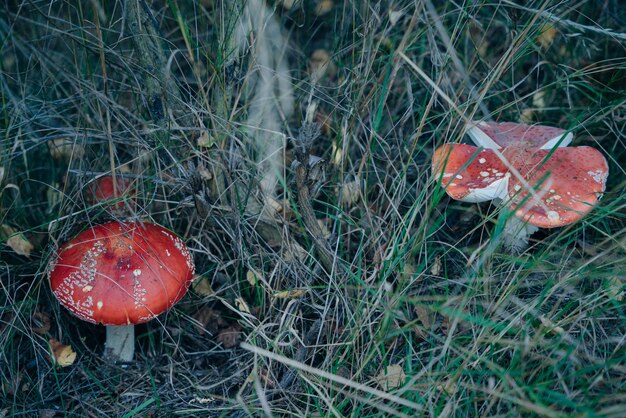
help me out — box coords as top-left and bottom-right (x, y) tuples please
(1, 1), (625, 417)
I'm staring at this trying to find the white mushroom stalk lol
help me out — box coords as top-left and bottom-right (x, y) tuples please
(433, 121), (609, 252)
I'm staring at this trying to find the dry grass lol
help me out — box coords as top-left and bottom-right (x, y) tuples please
(1, 0), (625, 416)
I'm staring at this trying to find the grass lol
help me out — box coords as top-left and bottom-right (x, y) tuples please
(1, 0), (626, 416)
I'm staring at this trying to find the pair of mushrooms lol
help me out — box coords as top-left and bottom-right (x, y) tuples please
(432, 121), (609, 250)
(49, 122), (609, 362)
(48, 177), (195, 362)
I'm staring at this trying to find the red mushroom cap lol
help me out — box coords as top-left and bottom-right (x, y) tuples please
(49, 221), (194, 325)
(432, 141), (609, 228)
(432, 144), (510, 202)
(87, 176), (134, 209)
(504, 145), (608, 228)
(466, 121), (572, 149)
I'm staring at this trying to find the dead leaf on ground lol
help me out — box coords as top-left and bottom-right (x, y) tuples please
(273, 288), (308, 299)
(413, 305), (434, 339)
(235, 297), (251, 314)
(216, 325), (242, 348)
(309, 49), (337, 81)
(314, 0), (333, 16)
(246, 270), (260, 286)
(1, 225), (34, 257)
(48, 138), (84, 161)
(192, 275), (214, 296)
(536, 23), (557, 49)
(49, 338), (76, 367)
(193, 307), (226, 335)
(339, 179), (361, 206)
(375, 364), (405, 391)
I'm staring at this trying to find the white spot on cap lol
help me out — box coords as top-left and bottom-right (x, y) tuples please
(547, 211), (560, 222)
(455, 174), (463, 179)
(478, 158), (486, 164)
(480, 171), (489, 177)
(97, 301), (103, 309)
(133, 269), (142, 277)
(587, 169), (608, 185)
(82, 285), (93, 292)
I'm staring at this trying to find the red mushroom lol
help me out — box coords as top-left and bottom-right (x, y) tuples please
(48, 220), (194, 361)
(86, 175), (135, 210)
(433, 121), (608, 251)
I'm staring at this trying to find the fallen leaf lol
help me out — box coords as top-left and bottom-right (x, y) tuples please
(197, 131), (213, 148)
(314, 0), (333, 16)
(192, 275), (214, 296)
(246, 270), (259, 286)
(309, 49), (337, 81)
(216, 325), (242, 348)
(49, 338), (76, 367)
(1, 225), (34, 257)
(536, 23), (557, 49)
(430, 257), (441, 276)
(389, 10), (404, 27)
(339, 179), (361, 206)
(532, 90), (547, 109)
(193, 307), (225, 335)
(375, 364), (405, 390)
(519, 108), (535, 124)
(48, 138), (85, 161)
(273, 288), (308, 299)
(413, 305), (433, 339)
(235, 297), (251, 314)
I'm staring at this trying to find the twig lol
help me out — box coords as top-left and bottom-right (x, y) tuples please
(293, 123), (342, 274)
(126, 0), (193, 138)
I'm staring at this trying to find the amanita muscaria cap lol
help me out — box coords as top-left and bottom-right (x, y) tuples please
(87, 176), (134, 209)
(49, 221), (194, 325)
(432, 122), (609, 228)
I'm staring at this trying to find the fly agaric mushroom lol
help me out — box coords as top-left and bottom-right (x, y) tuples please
(433, 121), (608, 251)
(48, 221), (194, 361)
(86, 175), (134, 210)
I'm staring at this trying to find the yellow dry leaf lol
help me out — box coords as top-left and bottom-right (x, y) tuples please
(389, 10), (404, 27)
(430, 256), (441, 276)
(532, 90), (547, 109)
(49, 138), (84, 161)
(309, 49), (336, 81)
(197, 131), (213, 148)
(246, 270), (259, 286)
(519, 108), (535, 124)
(314, 0), (333, 16)
(537, 24), (557, 49)
(235, 297), (251, 314)
(339, 179), (361, 206)
(1, 225), (34, 257)
(192, 275), (214, 296)
(375, 364), (405, 391)
(273, 288), (307, 299)
(49, 338), (76, 367)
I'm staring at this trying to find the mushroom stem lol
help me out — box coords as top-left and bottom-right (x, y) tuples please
(105, 325), (135, 362)
(500, 215), (539, 254)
